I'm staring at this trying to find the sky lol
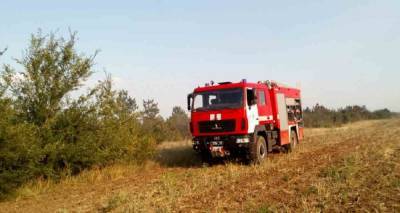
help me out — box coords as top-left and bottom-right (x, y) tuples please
(1, 0), (399, 117)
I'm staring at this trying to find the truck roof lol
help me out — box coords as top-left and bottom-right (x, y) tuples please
(193, 80), (300, 95)
(194, 82), (247, 93)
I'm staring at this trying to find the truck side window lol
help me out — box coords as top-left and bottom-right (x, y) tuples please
(246, 88), (256, 106)
(195, 95), (204, 108)
(258, 90), (266, 105)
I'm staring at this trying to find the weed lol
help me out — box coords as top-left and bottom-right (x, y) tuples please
(56, 208), (69, 213)
(319, 156), (357, 182)
(391, 178), (400, 188)
(305, 185), (318, 196)
(257, 204), (276, 213)
(282, 175), (289, 182)
(99, 192), (128, 213)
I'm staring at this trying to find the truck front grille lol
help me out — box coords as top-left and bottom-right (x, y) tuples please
(198, 119), (236, 133)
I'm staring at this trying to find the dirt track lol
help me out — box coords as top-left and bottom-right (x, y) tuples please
(1, 119), (399, 212)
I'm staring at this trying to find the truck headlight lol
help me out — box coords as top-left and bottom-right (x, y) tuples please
(236, 137), (250, 143)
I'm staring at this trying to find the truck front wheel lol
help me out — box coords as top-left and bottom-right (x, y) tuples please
(200, 150), (213, 165)
(249, 135), (267, 164)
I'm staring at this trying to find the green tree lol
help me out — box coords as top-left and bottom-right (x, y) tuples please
(166, 106), (190, 140)
(141, 99), (167, 143)
(142, 99), (159, 120)
(4, 31), (95, 125)
(0, 31), (156, 198)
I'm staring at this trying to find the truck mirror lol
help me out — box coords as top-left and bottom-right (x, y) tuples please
(187, 94), (193, 111)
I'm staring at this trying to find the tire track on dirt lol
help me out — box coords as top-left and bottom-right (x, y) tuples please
(177, 124), (389, 211)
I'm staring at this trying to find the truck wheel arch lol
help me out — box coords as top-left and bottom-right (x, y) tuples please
(253, 125), (272, 152)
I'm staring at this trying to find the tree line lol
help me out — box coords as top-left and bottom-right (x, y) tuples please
(303, 104), (393, 128)
(0, 31), (189, 198)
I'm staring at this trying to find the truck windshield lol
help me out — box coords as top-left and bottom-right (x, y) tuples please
(193, 88), (243, 111)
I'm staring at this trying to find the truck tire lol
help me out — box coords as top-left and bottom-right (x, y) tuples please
(249, 135), (267, 164)
(200, 150), (213, 166)
(285, 130), (298, 152)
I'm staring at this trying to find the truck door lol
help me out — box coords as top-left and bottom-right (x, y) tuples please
(246, 88), (259, 134)
(256, 89), (273, 124)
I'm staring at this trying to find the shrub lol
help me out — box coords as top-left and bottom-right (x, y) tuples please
(0, 31), (156, 198)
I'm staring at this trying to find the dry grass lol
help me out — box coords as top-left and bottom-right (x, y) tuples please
(0, 119), (399, 212)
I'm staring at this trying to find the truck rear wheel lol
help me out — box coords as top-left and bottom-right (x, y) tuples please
(285, 130), (298, 152)
(249, 135), (267, 164)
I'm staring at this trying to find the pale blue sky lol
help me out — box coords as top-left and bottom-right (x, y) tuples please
(1, 0), (399, 116)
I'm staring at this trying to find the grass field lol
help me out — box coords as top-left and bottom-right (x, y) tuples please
(1, 119), (399, 212)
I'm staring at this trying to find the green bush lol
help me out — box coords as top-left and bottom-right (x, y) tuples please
(0, 102), (42, 195)
(0, 31), (156, 198)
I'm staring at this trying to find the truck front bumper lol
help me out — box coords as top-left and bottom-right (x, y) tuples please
(192, 135), (251, 157)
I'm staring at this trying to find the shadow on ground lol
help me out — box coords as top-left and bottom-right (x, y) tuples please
(155, 141), (203, 168)
(155, 141), (287, 168)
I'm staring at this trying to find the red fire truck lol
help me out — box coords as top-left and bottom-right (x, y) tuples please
(187, 80), (304, 164)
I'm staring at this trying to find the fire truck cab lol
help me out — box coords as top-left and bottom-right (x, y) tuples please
(187, 79), (304, 164)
